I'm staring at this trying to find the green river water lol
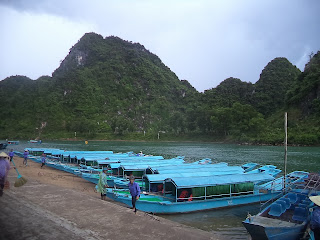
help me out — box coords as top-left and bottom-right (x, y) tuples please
(5, 140), (320, 239)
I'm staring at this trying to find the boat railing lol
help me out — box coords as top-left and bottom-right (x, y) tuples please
(176, 190), (256, 202)
(258, 173), (320, 211)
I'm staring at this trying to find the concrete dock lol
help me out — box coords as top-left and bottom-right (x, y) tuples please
(0, 170), (222, 240)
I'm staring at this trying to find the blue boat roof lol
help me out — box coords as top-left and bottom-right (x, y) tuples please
(153, 162), (228, 171)
(112, 161), (185, 170)
(242, 163), (258, 168)
(166, 172), (274, 188)
(145, 168), (246, 182)
(158, 166), (244, 175)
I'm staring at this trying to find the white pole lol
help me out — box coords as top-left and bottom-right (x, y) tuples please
(284, 112), (288, 190)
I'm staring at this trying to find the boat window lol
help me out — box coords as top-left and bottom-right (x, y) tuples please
(164, 181), (175, 195)
(131, 171), (143, 178)
(177, 188), (192, 202)
(150, 183), (163, 193)
(192, 187), (205, 200)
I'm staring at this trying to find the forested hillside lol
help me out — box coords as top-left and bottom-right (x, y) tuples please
(0, 32), (319, 145)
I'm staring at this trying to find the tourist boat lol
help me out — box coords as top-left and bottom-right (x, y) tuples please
(108, 162), (246, 188)
(29, 140), (42, 144)
(106, 172), (282, 214)
(248, 165), (282, 177)
(141, 166), (246, 192)
(192, 158), (212, 164)
(242, 173), (320, 240)
(242, 162), (259, 172)
(258, 171), (310, 191)
(7, 140), (19, 145)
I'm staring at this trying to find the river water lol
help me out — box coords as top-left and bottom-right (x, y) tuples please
(5, 140), (320, 239)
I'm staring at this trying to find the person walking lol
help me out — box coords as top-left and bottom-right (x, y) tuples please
(23, 150), (29, 166)
(96, 168), (108, 200)
(8, 149), (14, 162)
(128, 175), (140, 213)
(41, 154), (46, 168)
(0, 152), (10, 197)
(310, 195), (320, 240)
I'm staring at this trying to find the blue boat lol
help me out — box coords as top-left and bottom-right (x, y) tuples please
(247, 165), (282, 177)
(242, 162), (259, 172)
(143, 166), (246, 192)
(243, 191), (319, 239)
(7, 140), (19, 145)
(259, 171), (310, 191)
(107, 172), (282, 214)
(29, 140), (42, 144)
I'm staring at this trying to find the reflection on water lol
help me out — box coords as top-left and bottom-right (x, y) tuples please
(4, 140), (320, 238)
(161, 203), (262, 239)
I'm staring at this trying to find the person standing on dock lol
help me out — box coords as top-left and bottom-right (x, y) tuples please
(0, 152), (10, 197)
(310, 196), (320, 240)
(96, 168), (108, 200)
(41, 154), (46, 168)
(23, 150), (29, 166)
(8, 149), (14, 162)
(128, 175), (140, 213)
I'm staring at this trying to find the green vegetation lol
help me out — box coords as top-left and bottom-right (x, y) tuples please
(0, 32), (319, 145)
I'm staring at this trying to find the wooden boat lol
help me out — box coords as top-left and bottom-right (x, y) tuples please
(243, 189), (319, 239)
(107, 172), (282, 214)
(7, 140), (19, 145)
(243, 114), (320, 240)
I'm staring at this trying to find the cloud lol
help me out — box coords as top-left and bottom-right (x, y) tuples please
(0, 0), (319, 91)
(0, 5), (97, 80)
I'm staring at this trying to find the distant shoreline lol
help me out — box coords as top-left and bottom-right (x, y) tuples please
(2, 138), (317, 147)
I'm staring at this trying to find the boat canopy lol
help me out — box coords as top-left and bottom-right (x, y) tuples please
(155, 165), (242, 175)
(154, 162), (228, 171)
(108, 158), (185, 169)
(154, 166), (244, 177)
(145, 167), (246, 183)
(165, 172), (274, 188)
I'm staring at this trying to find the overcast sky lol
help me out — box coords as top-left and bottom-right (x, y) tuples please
(0, 0), (319, 92)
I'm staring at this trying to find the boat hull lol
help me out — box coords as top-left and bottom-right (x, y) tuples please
(243, 217), (307, 240)
(112, 191), (281, 214)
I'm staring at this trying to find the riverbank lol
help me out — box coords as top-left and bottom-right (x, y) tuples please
(0, 157), (222, 240)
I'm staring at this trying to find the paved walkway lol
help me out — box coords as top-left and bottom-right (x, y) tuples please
(0, 172), (222, 240)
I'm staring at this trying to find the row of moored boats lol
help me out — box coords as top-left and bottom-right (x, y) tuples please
(16, 147), (320, 240)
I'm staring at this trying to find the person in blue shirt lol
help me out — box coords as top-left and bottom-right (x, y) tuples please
(41, 154), (46, 168)
(310, 195), (320, 240)
(8, 149), (14, 162)
(128, 175), (140, 213)
(23, 150), (29, 166)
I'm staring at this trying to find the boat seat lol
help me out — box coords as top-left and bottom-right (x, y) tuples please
(268, 203), (283, 217)
(287, 193), (297, 204)
(276, 200), (287, 213)
(279, 197), (291, 209)
(298, 203), (308, 209)
(292, 207), (308, 222)
(302, 199), (311, 205)
(297, 193), (307, 202)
